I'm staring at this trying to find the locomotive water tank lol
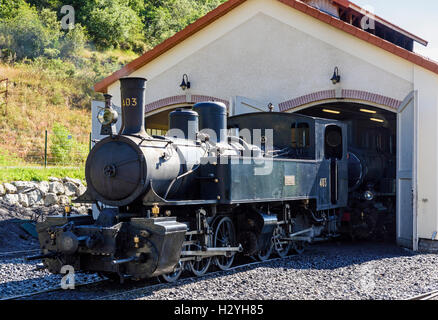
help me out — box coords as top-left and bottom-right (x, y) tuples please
(193, 101), (227, 143)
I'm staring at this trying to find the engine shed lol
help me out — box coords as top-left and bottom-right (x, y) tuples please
(93, 0), (438, 251)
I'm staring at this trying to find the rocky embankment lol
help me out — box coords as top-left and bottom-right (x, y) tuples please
(0, 177), (90, 214)
(0, 177), (92, 253)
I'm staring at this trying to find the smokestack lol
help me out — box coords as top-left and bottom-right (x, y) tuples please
(119, 77), (147, 136)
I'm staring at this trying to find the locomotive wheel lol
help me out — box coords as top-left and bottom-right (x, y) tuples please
(188, 235), (212, 277)
(160, 261), (184, 283)
(256, 243), (273, 261)
(213, 217), (237, 271)
(43, 257), (63, 274)
(273, 225), (292, 258)
(292, 241), (307, 255)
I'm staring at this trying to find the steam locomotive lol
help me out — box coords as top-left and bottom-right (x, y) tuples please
(29, 77), (395, 282)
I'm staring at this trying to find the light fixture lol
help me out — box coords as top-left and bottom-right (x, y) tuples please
(98, 108), (118, 126)
(360, 108), (377, 114)
(98, 94), (118, 126)
(363, 190), (374, 201)
(330, 67), (341, 85)
(180, 74), (191, 91)
(323, 109), (341, 114)
(370, 118), (384, 123)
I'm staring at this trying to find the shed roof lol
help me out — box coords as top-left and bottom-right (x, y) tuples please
(95, 0), (437, 93)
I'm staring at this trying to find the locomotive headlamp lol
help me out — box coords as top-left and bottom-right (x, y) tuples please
(97, 108), (118, 126)
(363, 190), (374, 201)
(331, 67), (341, 85)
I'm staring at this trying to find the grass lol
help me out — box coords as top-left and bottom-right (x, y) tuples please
(0, 167), (85, 183)
(0, 150), (85, 182)
(0, 62), (93, 160)
(0, 149), (24, 167)
(0, 48), (139, 183)
(0, 48), (138, 162)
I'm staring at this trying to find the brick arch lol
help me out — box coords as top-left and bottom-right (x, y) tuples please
(145, 94), (229, 113)
(279, 89), (402, 112)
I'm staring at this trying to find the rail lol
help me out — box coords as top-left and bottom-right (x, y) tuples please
(408, 289), (438, 300)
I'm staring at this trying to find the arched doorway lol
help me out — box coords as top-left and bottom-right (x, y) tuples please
(145, 103), (193, 136)
(282, 95), (417, 249)
(144, 94), (230, 135)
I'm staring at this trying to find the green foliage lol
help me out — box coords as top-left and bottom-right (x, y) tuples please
(82, 0), (144, 50)
(50, 123), (88, 165)
(0, 149), (85, 183)
(50, 123), (74, 164)
(0, 0), (230, 170)
(0, 0), (227, 58)
(25, 0), (63, 12)
(60, 25), (88, 58)
(144, 0), (227, 46)
(0, 167), (85, 183)
(0, 150), (24, 167)
(0, 4), (59, 60)
(0, 0), (26, 18)
(0, 3), (88, 60)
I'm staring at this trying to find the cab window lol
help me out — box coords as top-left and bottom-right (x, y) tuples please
(291, 123), (310, 148)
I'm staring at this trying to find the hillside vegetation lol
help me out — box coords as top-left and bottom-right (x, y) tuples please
(0, 0), (226, 180)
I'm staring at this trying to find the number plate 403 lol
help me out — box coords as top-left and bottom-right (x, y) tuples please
(122, 98), (138, 107)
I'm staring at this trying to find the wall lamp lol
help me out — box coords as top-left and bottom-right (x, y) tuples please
(331, 67), (341, 85)
(180, 74), (191, 91)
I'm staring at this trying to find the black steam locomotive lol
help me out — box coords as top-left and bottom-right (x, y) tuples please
(30, 77), (395, 282)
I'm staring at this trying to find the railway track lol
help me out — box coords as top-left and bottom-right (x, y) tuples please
(2, 255), (286, 300)
(95, 256), (285, 300)
(0, 279), (108, 301)
(0, 249), (40, 260)
(408, 290), (438, 301)
(2, 243), (432, 301)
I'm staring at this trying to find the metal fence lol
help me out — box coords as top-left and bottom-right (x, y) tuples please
(4, 127), (168, 168)
(1, 130), (92, 168)
(42, 130), (92, 168)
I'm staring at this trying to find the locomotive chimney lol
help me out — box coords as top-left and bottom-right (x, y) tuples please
(119, 77), (147, 136)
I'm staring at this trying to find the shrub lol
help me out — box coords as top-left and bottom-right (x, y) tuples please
(0, 4), (61, 60)
(0, 0), (26, 19)
(83, 0), (144, 50)
(50, 123), (74, 165)
(144, 0), (226, 46)
(60, 25), (88, 58)
(50, 123), (89, 165)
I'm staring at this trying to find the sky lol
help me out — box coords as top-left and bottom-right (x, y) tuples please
(352, 0), (438, 61)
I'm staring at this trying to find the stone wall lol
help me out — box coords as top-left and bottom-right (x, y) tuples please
(0, 177), (90, 214)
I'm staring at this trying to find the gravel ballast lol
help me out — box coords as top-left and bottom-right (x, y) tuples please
(1, 242), (437, 300)
(98, 242), (438, 301)
(0, 257), (104, 300)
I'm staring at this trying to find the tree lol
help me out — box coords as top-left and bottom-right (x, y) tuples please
(0, 4), (61, 60)
(80, 0), (144, 50)
(0, 0), (26, 18)
(144, 0), (226, 46)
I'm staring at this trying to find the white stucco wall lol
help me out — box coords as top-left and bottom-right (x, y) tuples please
(105, 0), (438, 244)
(107, 0), (414, 106)
(414, 68), (438, 240)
